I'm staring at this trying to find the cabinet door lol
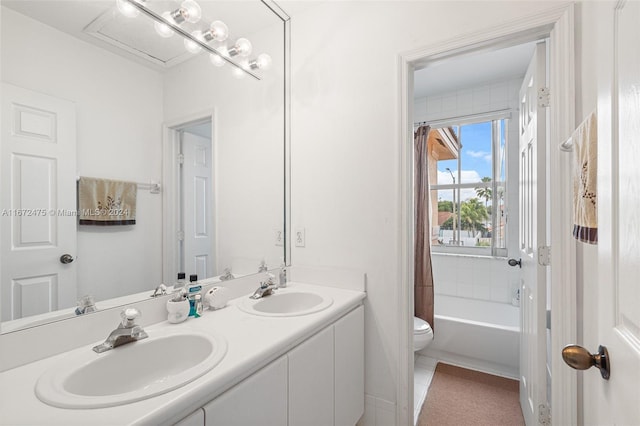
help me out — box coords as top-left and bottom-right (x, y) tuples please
(175, 408), (205, 426)
(288, 326), (334, 426)
(204, 356), (287, 426)
(334, 306), (364, 426)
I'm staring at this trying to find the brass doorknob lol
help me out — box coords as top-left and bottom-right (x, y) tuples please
(562, 344), (610, 380)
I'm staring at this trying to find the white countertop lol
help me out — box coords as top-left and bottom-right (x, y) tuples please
(0, 282), (365, 426)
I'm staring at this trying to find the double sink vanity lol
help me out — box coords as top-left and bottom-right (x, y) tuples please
(0, 280), (365, 425)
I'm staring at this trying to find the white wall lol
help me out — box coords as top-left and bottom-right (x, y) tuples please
(1, 8), (164, 304)
(286, 0), (575, 421)
(415, 77), (523, 305)
(163, 24), (285, 278)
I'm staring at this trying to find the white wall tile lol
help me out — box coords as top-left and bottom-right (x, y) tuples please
(491, 282), (511, 303)
(457, 284), (474, 298)
(472, 86), (491, 111)
(414, 98), (427, 122)
(427, 95), (443, 116)
(442, 94), (457, 113)
(490, 82), (509, 106)
(457, 89), (473, 115)
(473, 285), (491, 300)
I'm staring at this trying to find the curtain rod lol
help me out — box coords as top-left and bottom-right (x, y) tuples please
(413, 108), (512, 128)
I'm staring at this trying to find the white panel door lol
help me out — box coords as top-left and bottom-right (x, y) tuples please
(1, 83), (77, 321)
(289, 325), (334, 426)
(204, 356), (287, 426)
(584, 2), (640, 424)
(334, 306), (364, 426)
(518, 42), (548, 426)
(182, 132), (214, 279)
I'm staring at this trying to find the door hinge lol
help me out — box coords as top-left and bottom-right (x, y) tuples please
(177, 153), (184, 165)
(538, 403), (551, 425)
(177, 231), (185, 241)
(538, 87), (550, 108)
(538, 246), (551, 266)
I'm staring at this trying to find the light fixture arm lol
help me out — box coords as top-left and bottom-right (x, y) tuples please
(124, 0), (261, 80)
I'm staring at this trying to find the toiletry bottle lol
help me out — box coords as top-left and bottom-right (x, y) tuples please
(174, 272), (186, 291)
(187, 274), (202, 317)
(194, 294), (203, 318)
(278, 260), (287, 288)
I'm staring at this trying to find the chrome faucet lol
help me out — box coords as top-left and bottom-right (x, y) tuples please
(220, 267), (234, 281)
(250, 273), (277, 299)
(92, 308), (148, 353)
(75, 295), (97, 315)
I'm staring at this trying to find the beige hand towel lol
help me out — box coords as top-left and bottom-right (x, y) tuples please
(78, 177), (136, 226)
(572, 110), (597, 244)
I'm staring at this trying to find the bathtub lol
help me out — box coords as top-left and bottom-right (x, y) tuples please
(421, 295), (520, 379)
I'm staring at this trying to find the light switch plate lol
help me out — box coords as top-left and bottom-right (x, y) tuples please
(295, 227), (305, 248)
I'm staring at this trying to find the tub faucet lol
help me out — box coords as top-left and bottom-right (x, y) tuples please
(92, 308), (148, 353)
(250, 273), (277, 299)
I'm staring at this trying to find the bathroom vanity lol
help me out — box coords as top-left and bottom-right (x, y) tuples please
(0, 282), (365, 426)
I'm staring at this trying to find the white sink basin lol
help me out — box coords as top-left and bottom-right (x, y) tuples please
(35, 329), (227, 409)
(238, 291), (333, 317)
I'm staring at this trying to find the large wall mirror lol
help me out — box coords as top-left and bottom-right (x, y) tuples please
(0, 0), (290, 333)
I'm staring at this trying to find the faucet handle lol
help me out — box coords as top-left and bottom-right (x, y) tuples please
(120, 307), (141, 327)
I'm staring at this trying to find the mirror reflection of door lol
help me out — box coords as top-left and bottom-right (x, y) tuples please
(0, 83), (77, 321)
(179, 121), (214, 280)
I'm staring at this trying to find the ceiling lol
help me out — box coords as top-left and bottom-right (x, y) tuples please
(414, 41), (538, 99)
(2, 0), (283, 71)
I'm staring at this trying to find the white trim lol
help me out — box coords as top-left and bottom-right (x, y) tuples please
(548, 5), (577, 426)
(162, 110), (216, 286)
(398, 4), (576, 425)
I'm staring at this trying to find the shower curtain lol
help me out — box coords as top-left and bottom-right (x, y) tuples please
(414, 125), (435, 329)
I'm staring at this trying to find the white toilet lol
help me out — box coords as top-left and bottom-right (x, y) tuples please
(413, 316), (434, 352)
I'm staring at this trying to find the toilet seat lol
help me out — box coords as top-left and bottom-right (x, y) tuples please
(413, 317), (432, 334)
(413, 316), (433, 352)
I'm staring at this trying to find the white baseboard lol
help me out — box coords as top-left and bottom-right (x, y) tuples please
(358, 394), (397, 426)
(422, 348), (519, 380)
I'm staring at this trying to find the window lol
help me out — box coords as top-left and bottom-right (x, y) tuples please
(429, 118), (507, 256)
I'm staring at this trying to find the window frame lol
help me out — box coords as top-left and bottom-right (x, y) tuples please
(429, 111), (510, 257)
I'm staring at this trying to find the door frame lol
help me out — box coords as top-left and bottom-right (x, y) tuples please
(397, 4), (576, 425)
(162, 110), (216, 286)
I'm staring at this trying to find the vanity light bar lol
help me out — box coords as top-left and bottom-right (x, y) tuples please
(123, 0), (261, 81)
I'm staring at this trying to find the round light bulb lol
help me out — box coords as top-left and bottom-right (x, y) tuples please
(154, 12), (174, 38)
(235, 38), (252, 56)
(116, 0), (139, 18)
(184, 30), (203, 54)
(209, 20), (229, 42)
(210, 53), (226, 67)
(256, 53), (272, 70)
(181, 0), (202, 23)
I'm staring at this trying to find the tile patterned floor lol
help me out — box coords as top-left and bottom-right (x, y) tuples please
(413, 355), (438, 425)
